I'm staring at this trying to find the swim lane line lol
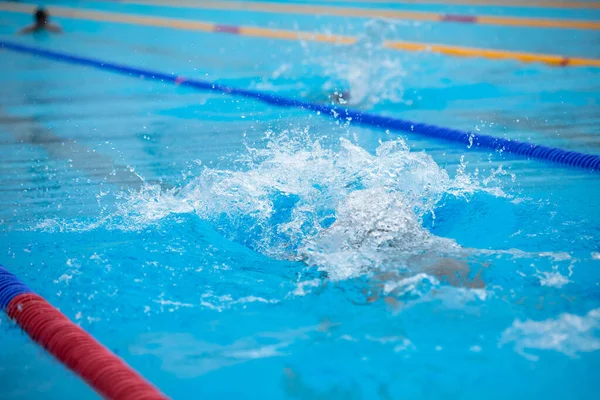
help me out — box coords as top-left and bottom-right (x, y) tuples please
(1, 40), (598, 171)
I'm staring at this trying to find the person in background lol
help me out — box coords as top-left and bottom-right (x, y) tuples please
(19, 7), (62, 34)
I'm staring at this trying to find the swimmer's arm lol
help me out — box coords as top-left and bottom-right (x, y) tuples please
(17, 25), (36, 35)
(46, 23), (63, 33)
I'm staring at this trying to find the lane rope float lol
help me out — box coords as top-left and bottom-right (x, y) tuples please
(316, 0), (600, 9)
(0, 265), (168, 400)
(1, 40), (599, 171)
(118, 0), (600, 31)
(1, 2), (600, 67)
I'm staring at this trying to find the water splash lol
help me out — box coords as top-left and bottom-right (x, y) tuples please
(500, 309), (600, 361)
(108, 129), (505, 280)
(320, 19), (409, 107)
(257, 19), (408, 108)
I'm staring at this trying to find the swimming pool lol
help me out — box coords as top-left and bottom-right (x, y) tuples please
(1, 0), (599, 398)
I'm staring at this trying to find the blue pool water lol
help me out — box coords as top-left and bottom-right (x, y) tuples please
(1, 0), (599, 399)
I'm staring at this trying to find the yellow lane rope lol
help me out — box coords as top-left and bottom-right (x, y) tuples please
(1, 2), (598, 67)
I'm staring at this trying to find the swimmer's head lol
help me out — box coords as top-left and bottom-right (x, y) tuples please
(34, 8), (48, 26)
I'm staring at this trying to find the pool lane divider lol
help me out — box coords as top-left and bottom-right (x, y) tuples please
(0, 266), (167, 399)
(2, 2), (600, 68)
(1, 41), (599, 171)
(121, 0), (600, 31)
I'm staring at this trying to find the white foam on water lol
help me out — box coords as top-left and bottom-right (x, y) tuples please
(321, 20), (409, 107)
(197, 292), (278, 312)
(260, 19), (409, 108)
(292, 279), (321, 297)
(382, 273), (439, 296)
(366, 335), (416, 352)
(25, 128), (516, 292)
(500, 309), (600, 361)
(104, 129), (507, 281)
(536, 270), (571, 288)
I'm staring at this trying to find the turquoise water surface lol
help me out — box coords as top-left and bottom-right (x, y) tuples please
(1, 0), (599, 399)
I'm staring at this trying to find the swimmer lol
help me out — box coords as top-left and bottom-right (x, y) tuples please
(18, 8), (62, 34)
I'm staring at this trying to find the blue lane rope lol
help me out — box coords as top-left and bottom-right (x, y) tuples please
(1, 40), (599, 171)
(0, 265), (32, 311)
